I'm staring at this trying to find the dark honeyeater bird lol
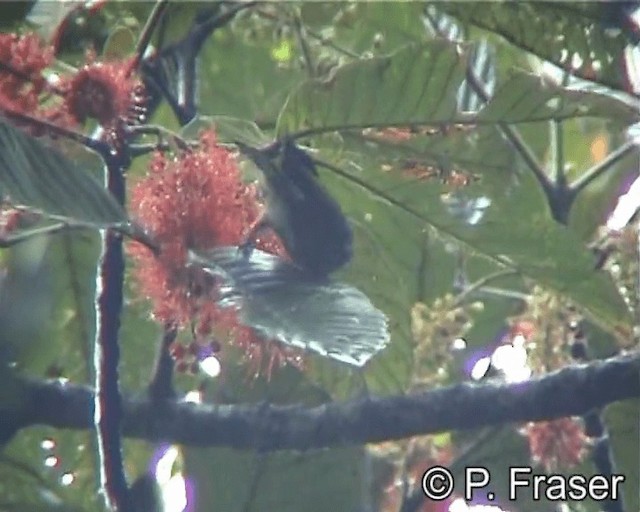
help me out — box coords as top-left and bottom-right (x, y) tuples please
(236, 138), (353, 277)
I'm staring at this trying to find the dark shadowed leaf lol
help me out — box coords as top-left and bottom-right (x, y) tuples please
(0, 118), (126, 227)
(189, 247), (389, 367)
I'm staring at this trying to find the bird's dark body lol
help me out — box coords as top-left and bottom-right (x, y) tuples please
(238, 139), (353, 277)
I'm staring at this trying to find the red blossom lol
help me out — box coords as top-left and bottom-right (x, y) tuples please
(0, 32), (54, 116)
(128, 130), (302, 378)
(0, 32), (80, 136)
(63, 56), (142, 127)
(0, 33), (142, 138)
(523, 417), (587, 471)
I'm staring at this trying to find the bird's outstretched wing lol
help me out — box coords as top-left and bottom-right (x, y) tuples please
(189, 247), (389, 367)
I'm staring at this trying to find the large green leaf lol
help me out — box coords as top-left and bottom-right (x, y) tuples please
(437, 2), (637, 93)
(0, 119), (126, 227)
(476, 72), (639, 124)
(186, 446), (365, 512)
(277, 42), (467, 135)
(277, 42), (639, 137)
(313, 137), (632, 338)
(271, 41), (633, 342)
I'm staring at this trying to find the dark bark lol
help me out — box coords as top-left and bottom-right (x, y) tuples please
(14, 351), (640, 452)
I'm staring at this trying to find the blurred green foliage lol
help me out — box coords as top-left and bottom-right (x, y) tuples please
(0, 2), (637, 512)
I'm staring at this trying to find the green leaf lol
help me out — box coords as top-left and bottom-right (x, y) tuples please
(0, 119), (127, 227)
(570, 156), (639, 241)
(316, 142), (632, 339)
(186, 446), (365, 512)
(277, 42), (639, 137)
(277, 42), (468, 135)
(476, 71), (640, 125)
(0, 237), (52, 367)
(197, 20), (306, 122)
(102, 25), (136, 59)
(604, 399), (639, 512)
(306, 2), (428, 55)
(437, 2), (636, 93)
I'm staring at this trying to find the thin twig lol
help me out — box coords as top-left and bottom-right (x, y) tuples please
(570, 140), (639, 194)
(0, 222), (84, 247)
(550, 121), (565, 189)
(0, 108), (109, 157)
(552, 72), (570, 189)
(241, 454), (267, 512)
(464, 70), (552, 197)
(292, 7), (316, 78)
(453, 269), (520, 307)
(127, 124), (191, 151)
(131, 0), (170, 71)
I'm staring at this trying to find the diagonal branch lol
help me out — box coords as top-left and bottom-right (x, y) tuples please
(570, 140), (639, 195)
(15, 352), (640, 451)
(463, 66), (553, 197)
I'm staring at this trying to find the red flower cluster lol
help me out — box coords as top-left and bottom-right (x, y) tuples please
(0, 31), (143, 136)
(63, 55), (144, 128)
(523, 417), (587, 471)
(128, 131), (303, 378)
(0, 32), (54, 116)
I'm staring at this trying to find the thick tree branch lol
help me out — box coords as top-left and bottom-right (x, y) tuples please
(14, 352), (640, 451)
